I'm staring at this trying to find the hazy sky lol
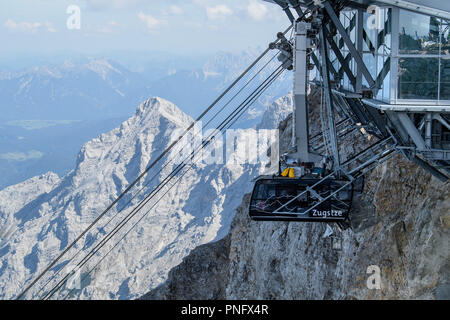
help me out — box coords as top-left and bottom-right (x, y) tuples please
(0, 0), (288, 58)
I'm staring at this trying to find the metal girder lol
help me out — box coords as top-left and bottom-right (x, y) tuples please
(356, 9), (363, 93)
(412, 156), (449, 182)
(319, 24), (340, 169)
(434, 114), (450, 131)
(362, 9), (391, 56)
(425, 113), (433, 148)
(362, 29), (376, 54)
(361, 102), (389, 137)
(273, 0), (295, 23)
(326, 54), (341, 82)
(337, 54), (352, 80)
(310, 50), (322, 75)
(287, 0), (304, 17)
(310, 49), (337, 83)
(377, 9), (392, 52)
(323, 1), (377, 90)
(289, 21), (322, 163)
(338, 14), (356, 50)
(374, 57), (390, 96)
(396, 113), (427, 150)
(385, 110), (410, 144)
(326, 24), (357, 89)
(344, 98), (370, 125)
(310, 117), (357, 153)
(342, 1), (370, 10)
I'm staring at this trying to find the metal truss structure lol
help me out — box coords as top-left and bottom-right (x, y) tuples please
(249, 0), (449, 225)
(268, 0), (450, 180)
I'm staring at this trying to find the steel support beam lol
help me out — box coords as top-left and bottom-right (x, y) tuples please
(360, 103), (388, 137)
(375, 58), (390, 89)
(356, 8), (364, 93)
(274, 0), (295, 23)
(345, 98), (370, 125)
(385, 110), (410, 144)
(326, 24), (357, 89)
(319, 24), (340, 169)
(338, 15), (356, 49)
(310, 50), (322, 75)
(290, 21), (321, 163)
(396, 113), (427, 150)
(323, 1), (376, 90)
(412, 156), (449, 182)
(425, 113), (433, 148)
(325, 53), (340, 82)
(433, 114), (450, 131)
(337, 54), (352, 80)
(288, 0), (304, 17)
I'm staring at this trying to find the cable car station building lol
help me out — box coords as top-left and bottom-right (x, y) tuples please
(250, 0), (449, 224)
(266, 0), (450, 174)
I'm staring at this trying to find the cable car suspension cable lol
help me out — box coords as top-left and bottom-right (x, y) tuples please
(43, 65), (286, 300)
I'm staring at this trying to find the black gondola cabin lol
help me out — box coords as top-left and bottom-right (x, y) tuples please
(249, 176), (353, 222)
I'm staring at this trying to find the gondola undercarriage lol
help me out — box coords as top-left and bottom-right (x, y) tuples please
(249, 176), (354, 223)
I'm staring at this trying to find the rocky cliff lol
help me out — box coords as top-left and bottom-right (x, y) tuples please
(142, 93), (450, 300)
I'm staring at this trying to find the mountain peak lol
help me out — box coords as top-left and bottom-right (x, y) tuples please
(74, 96), (191, 171)
(136, 96), (192, 128)
(86, 58), (124, 79)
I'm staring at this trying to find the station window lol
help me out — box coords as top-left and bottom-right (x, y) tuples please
(397, 11), (450, 101)
(441, 19), (449, 55)
(398, 58), (439, 99)
(440, 57), (450, 100)
(399, 10), (440, 55)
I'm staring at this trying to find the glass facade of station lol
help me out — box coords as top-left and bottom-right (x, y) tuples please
(397, 10), (449, 102)
(333, 6), (449, 105)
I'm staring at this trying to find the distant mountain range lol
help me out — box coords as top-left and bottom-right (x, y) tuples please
(0, 50), (291, 122)
(0, 50), (291, 190)
(0, 59), (147, 121)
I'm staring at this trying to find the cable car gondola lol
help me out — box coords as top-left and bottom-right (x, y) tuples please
(249, 175), (353, 223)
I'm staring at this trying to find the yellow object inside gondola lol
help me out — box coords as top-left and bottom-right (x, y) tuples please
(288, 168), (295, 178)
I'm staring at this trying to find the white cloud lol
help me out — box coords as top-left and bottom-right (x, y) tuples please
(98, 21), (120, 33)
(206, 5), (233, 20)
(0, 150), (44, 161)
(84, 0), (151, 11)
(44, 22), (57, 33)
(247, 0), (268, 21)
(169, 5), (184, 15)
(138, 12), (164, 30)
(4, 19), (56, 33)
(192, 0), (207, 6)
(185, 21), (202, 30)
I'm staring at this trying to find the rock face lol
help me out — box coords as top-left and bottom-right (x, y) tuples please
(140, 236), (230, 300)
(0, 172), (60, 242)
(256, 93), (293, 130)
(143, 94), (449, 300)
(224, 156), (449, 300)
